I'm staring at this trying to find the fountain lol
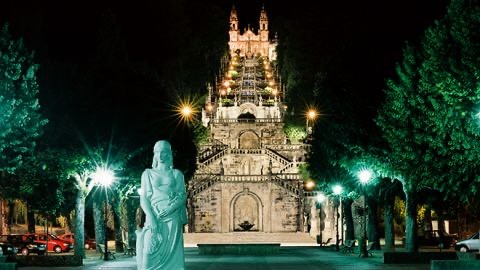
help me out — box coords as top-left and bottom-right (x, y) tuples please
(238, 220), (255, 231)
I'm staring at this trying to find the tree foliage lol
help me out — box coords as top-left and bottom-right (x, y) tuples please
(0, 24), (47, 172)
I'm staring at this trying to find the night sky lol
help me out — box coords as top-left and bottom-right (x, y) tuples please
(0, 0), (449, 65)
(0, 0), (451, 128)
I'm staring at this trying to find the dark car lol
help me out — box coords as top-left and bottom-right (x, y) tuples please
(0, 234), (46, 256)
(0, 242), (18, 255)
(403, 230), (457, 248)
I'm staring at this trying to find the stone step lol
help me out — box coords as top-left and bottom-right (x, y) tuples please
(183, 232), (317, 247)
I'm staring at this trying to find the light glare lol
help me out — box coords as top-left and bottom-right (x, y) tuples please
(92, 167), (114, 186)
(316, 193), (326, 203)
(333, 185), (343, 195)
(358, 169), (373, 184)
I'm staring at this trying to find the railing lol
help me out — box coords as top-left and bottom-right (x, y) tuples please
(229, 148), (263, 155)
(264, 148), (290, 166)
(198, 143), (228, 162)
(189, 173), (303, 197)
(278, 162), (306, 174)
(211, 118), (282, 124)
(264, 144), (310, 151)
(189, 175), (221, 197)
(197, 149), (227, 168)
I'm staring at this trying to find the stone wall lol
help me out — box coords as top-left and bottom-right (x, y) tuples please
(192, 182), (300, 233)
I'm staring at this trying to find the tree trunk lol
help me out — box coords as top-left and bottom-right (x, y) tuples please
(74, 191), (86, 259)
(343, 198), (355, 241)
(367, 197), (380, 250)
(437, 210), (445, 232)
(404, 189), (418, 252)
(113, 200), (123, 253)
(126, 197), (139, 247)
(66, 214), (74, 233)
(424, 204), (432, 232)
(93, 201), (105, 251)
(27, 204), (35, 233)
(384, 194), (395, 251)
(7, 201), (14, 233)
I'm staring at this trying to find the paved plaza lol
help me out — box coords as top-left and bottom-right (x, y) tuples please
(18, 233), (437, 270)
(19, 246), (431, 270)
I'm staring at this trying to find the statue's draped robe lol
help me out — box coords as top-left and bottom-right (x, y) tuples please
(136, 168), (187, 270)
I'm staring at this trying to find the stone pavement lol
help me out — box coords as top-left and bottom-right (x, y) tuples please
(18, 233), (440, 270)
(19, 246), (432, 270)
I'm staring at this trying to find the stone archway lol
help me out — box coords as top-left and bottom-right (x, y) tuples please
(230, 189), (263, 231)
(238, 130), (260, 149)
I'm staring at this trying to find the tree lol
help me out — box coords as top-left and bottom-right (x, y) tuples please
(416, 0), (480, 200)
(376, 44), (425, 252)
(377, 0), (480, 251)
(0, 24), (47, 172)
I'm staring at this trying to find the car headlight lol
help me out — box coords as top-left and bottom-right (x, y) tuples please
(63, 243), (69, 246)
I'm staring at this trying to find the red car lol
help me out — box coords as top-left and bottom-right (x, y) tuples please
(57, 233), (96, 250)
(22, 233), (72, 253)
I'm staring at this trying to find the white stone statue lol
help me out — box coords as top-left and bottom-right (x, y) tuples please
(136, 140), (187, 270)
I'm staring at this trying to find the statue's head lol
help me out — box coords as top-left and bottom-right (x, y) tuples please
(152, 140), (173, 168)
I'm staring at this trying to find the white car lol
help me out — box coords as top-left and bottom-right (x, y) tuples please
(455, 232), (480, 252)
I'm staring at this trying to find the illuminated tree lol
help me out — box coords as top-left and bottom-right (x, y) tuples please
(0, 24), (47, 172)
(376, 0), (480, 252)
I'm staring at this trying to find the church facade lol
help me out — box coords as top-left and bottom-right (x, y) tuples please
(228, 6), (277, 60)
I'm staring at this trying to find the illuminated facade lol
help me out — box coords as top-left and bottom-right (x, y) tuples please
(228, 6), (277, 60)
(187, 6), (311, 234)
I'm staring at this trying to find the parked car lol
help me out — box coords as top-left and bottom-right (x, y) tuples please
(57, 233), (96, 250)
(0, 242), (18, 255)
(455, 232), (480, 252)
(419, 230), (457, 248)
(402, 230), (457, 248)
(23, 233), (73, 253)
(0, 234), (46, 256)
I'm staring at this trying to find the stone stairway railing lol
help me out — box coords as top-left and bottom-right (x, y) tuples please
(264, 148), (290, 166)
(189, 173), (302, 197)
(189, 174), (221, 197)
(271, 174), (301, 196)
(278, 161), (306, 174)
(229, 149), (263, 155)
(198, 141), (227, 162)
(198, 148), (292, 170)
(197, 149), (228, 168)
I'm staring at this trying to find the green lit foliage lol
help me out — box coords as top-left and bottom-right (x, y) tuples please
(192, 121), (209, 146)
(376, 0), (480, 251)
(416, 0), (480, 199)
(0, 24), (47, 172)
(378, 0), (480, 201)
(284, 124), (306, 142)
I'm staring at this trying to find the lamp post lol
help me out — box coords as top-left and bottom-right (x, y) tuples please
(333, 185), (343, 251)
(92, 167), (114, 261)
(305, 108), (318, 137)
(358, 169), (372, 258)
(316, 193), (326, 246)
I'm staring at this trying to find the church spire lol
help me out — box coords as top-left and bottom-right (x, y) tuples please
(259, 5), (269, 42)
(259, 5), (268, 31)
(230, 5), (238, 31)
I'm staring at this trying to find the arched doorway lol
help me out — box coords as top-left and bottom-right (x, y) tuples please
(230, 190), (263, 231)
(238, 130), (260, 149)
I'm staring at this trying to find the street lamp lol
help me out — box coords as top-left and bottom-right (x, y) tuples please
(316, 193), (326, 246)
(305, 108), (318, 136)
(92, 167), (114, 261)
(332, 185), (343, 251)
(357, 169), (372, 258)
